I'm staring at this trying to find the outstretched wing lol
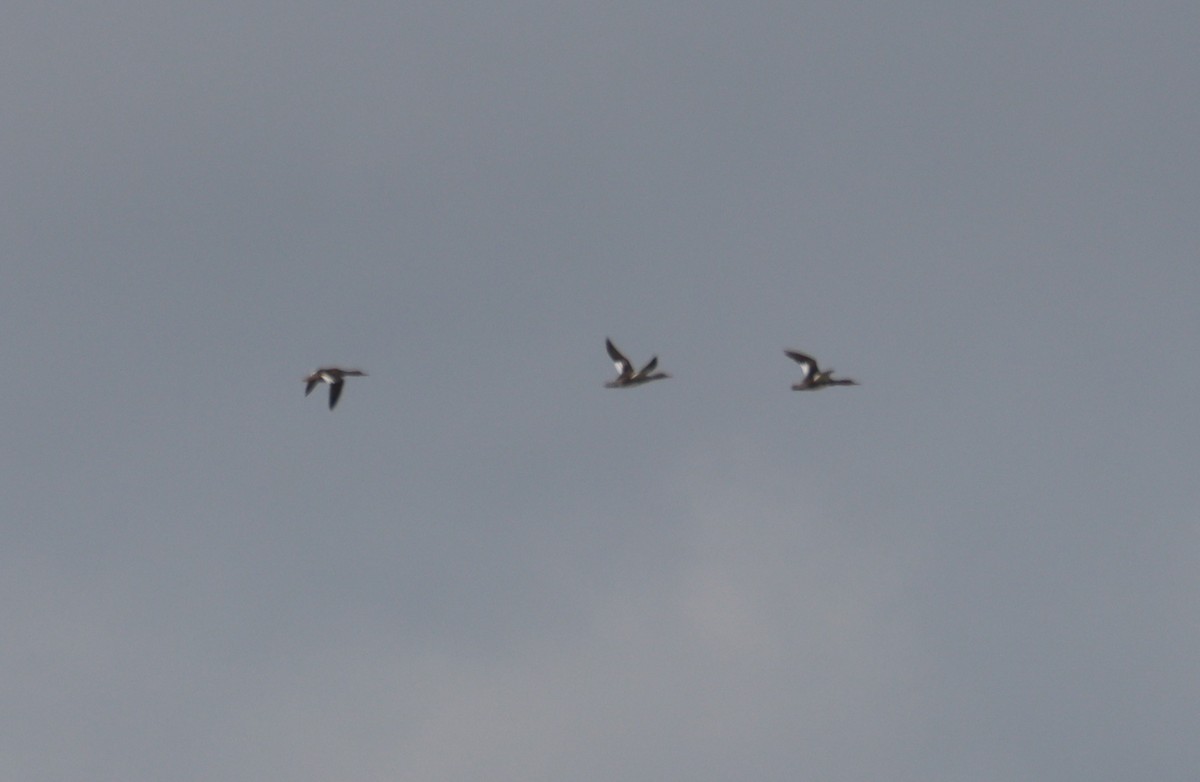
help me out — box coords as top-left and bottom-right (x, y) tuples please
(606, 338), (634, 379)
(305, 377), (320, 396)
(638, 355), (659, 377)
(784, 350), (818, 381)
(328, 380), (344, 409)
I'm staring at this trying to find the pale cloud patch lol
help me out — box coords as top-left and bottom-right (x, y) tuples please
(228, 438), (930, 781)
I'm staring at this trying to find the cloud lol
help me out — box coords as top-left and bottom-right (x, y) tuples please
(210, 438), (928, 782)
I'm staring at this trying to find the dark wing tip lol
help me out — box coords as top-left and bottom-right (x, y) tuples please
(328, 381), (344, 409)
(784, 349), (815, 364)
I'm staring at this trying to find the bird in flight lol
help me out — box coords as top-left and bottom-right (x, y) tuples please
(784, 350), (858, 390)
(604, 339), (671, 388)
(304, 368), (367, 409)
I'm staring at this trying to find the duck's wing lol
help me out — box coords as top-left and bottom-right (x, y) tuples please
(784, 350), (818, 380)
(606, 339), (634, 379)
(784, 350), (817, 367)
(328, 380), (344, 409)
(637, 355), (659, 377)
(305, 376), (321, 396)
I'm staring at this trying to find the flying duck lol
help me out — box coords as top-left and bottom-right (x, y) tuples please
(304, 368), (367, 409)
(784, 350), (858, 390)
(605, 339), (670, 388)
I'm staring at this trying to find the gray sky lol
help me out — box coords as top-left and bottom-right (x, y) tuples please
(3, 2), (1198, 780)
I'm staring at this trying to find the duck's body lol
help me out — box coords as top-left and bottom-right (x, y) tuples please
(304, 368), (367, 409)
(605, 339), (670, 388)
(785, 350), (857, 390)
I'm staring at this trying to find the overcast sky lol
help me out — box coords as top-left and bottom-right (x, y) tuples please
(3, 2), (1198, 780)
